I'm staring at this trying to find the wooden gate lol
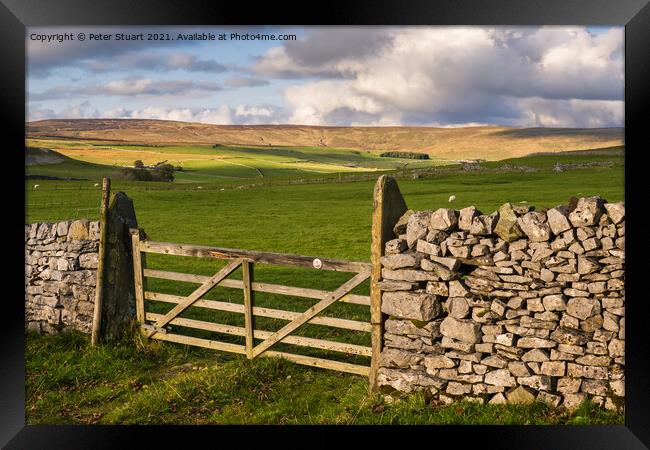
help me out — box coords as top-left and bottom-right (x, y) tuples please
(130, 231), (375, 378)
(128, 175), (405, 389)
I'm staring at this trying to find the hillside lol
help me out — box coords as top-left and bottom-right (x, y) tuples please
(26, 119), (624, 161)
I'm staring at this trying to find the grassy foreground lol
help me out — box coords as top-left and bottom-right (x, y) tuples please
(26, 330), (623, 425)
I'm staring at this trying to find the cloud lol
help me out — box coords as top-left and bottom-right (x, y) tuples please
(224, 76), (270, 88)
(84, 51), (227, 73)
(28, 27), (172, 77)
(255, 26), (624, 127)
(514, 98), (624, 128)
(284, 27), (392, 65)
(232, 105), (287, 123)
(29, 76), (222, 100)
(234, 105), (273, 117)
(27, 25), (286, 77)
(29, 103), (287, 125)
(125, 106), (234, 124)
(284, 81), (386, 125)
(27, 102), (102, 121)
(252, 27), (394, 79)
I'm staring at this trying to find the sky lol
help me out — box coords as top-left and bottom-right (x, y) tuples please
(26, 26), (624, 128)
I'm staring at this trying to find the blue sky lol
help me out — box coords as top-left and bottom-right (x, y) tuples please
(27, 26), (624, 127)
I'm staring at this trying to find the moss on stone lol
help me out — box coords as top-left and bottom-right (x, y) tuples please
(410, 319), (430, 328)
(476, 309), (489, 317)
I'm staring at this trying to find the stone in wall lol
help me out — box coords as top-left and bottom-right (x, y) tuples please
(377, 198), (625, 413)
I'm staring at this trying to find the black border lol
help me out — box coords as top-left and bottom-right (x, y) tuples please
(3, 0), (649, 448)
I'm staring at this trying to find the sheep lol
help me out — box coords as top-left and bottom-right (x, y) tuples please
(94, 183), (99, 187)
(32, 184), (40, 190)
(448, 195), (456, 202)
(197, 186), (203, 190)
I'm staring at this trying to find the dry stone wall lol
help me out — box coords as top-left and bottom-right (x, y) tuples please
(377, 197), (625, 412)
(25, 220), (100, 334)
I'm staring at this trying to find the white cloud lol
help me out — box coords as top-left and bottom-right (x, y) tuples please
(28, 103), (101, 121)
(126, 106), (233, 124)
(225, 76), (270, 88)
(235, 105), (273, 117)
(284, 81), (386, 125)
(85, 51), (226, 73)
(30, 76), (223, 100)
(255, 26), (624, 127)
(29, 103), (290, 125)
(105, 78), (154, 95)
(515, 98), (623, 128)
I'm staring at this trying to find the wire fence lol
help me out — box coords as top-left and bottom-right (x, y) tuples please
(26, 185), (103, 221)
(24, 165), (462, 222)
(24, 166), (451, 194)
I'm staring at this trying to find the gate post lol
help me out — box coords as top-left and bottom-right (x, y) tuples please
(130, 228), (146, 334)
(242, 260), (255, 358)
(90, 182), (140, 344)
(369, 176), (408, 391)
(91, 178), (111, 346)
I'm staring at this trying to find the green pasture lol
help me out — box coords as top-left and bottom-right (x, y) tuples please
(26, 139), (449, 183)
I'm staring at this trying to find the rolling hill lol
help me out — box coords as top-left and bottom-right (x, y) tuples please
(26, 119), (624, 161)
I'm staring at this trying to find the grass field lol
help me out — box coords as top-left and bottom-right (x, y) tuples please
(26, 138), (449, 183)
(24, 142), (625, 425)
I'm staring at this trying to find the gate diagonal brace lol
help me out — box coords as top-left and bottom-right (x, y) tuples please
(143, 258), (243, 338)
(251, 269), (371, 358)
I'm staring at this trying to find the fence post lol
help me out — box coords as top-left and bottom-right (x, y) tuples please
(130, 228), (146, 334)
(91, 177), (111, 346)
(369, 175), (408, 391)
(242, 260), (255, 358)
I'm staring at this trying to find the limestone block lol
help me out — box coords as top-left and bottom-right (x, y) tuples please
(379, 348), (423, 369)
(566, 297), (600, 320)
(470, 213), (498, 236)
(547, 206), (572, 235)
(385, 238), (408, 254)
(381, 253), (421, 270)
(381, 291), (442, 321)
(569, 197), (604, 227)
(67, 219), (90, 241)
(439, 316), (482, 344)
(458, 206), (479, 231)
(406, 211), (432, 248)
(494, 203), (525, 242)
(430, 208), (458, 231)
(484, 369), (516, 387)
(517, 212), (552, 242)
(506, 386), (536, 404)
(603, 202), (625, 224)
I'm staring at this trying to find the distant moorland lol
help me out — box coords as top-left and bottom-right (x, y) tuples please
(27, 119), (623, 161)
